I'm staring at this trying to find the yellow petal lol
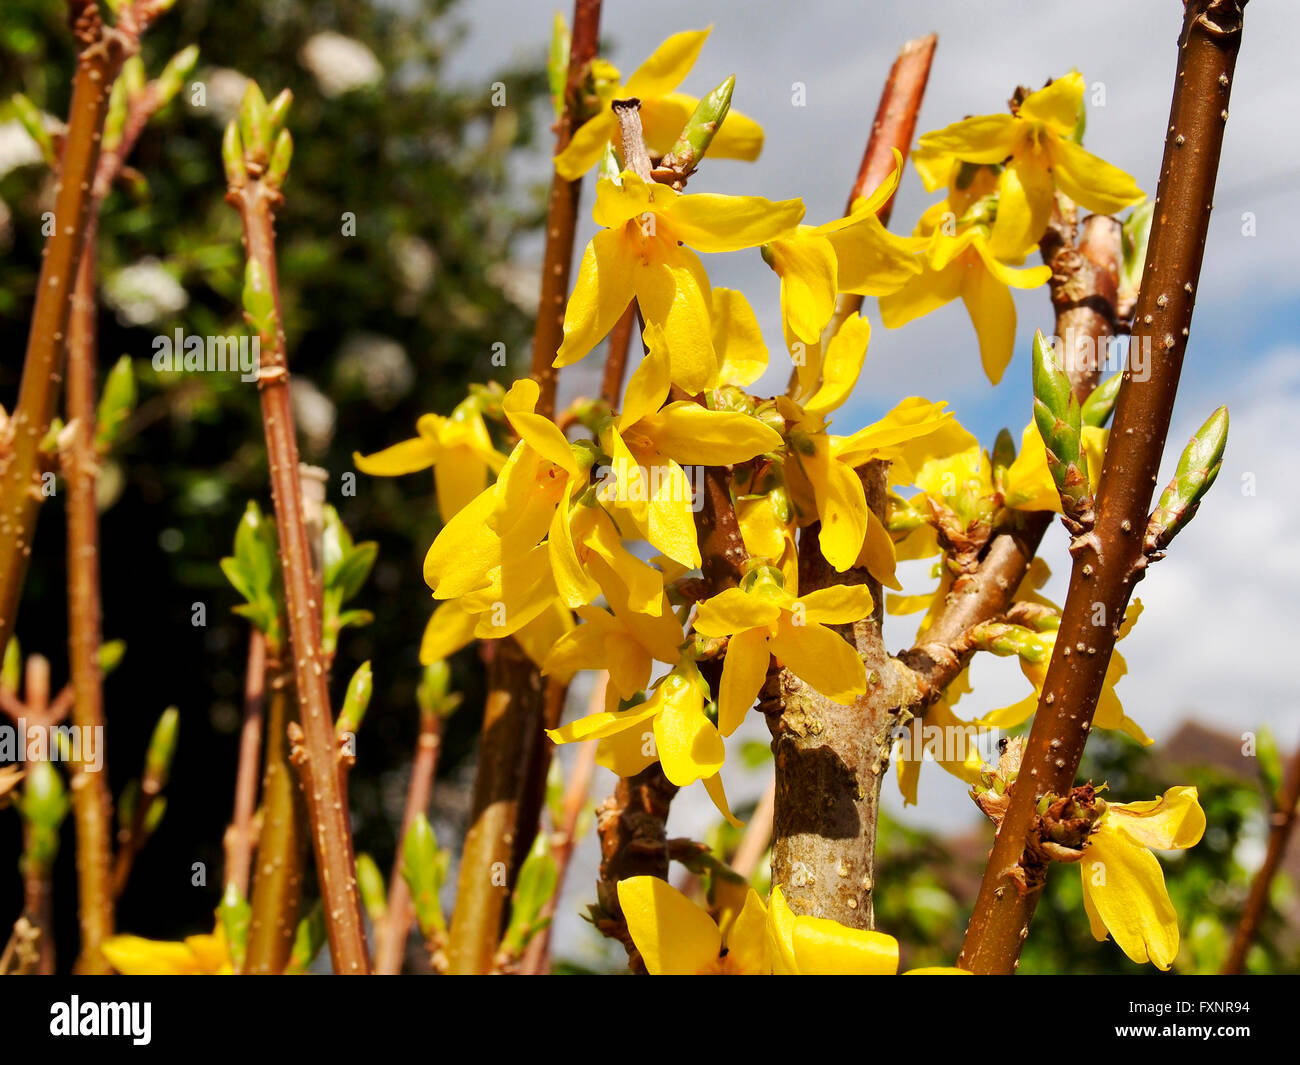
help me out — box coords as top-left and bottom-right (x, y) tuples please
(624, 28), (712, 99)
(694, 587), (782, 638)
(765, 887), (800, 975)
(654, 680), (725, 786)
(770, 617), (866, 704)
(352, 436), (439, 477)
(1109, 786), (1205, 852)
(102, 935), (204, 975)
(856, 506), (901, 590)
(1080, 828), (1181, 969)
(555, 227), (637, 370)
(665, 192), (805, 254)
(768, 233), (838, 347)
(1002, 422), (1063, 512)
(434, 447), (489, 520)
(616, 875), (722, 976)
(634, 242), (718, 393)
(1019, 71), (1085, 135)
(619, 321), (671, 430)
(791, 917), (899, 975)
(597, 726), (659, 778)
(553, 111), (618, 181)
(722, 889), (770, 974)
(917, 113), (1018, 163)
(794, 583), (874, 626)
(1050, 138), (1145, 217)
(878, 257), (964, 329)
(703, 771), (743, 829)
(719, 627), (770, 736)
(827, 215), (921, 296)
(547, 694), (660, 745)
(549, 486), (600, 608)
(641, 403), (782, 465)
(645, 459), (702, 570)
(423, 481), (502, 597)
(990, 151), (1056, 260)
(419, 599), (478, 664)
(960, 252), (1018, 385)
(712, 287), (769, 386)
(803, 312), (869, 417)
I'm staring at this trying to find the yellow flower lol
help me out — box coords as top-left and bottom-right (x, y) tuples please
(915, 71), (1144, 259)
(553, 28), (764, 181)
(693, 567), (871, 733)
(766, 153), (919, 350)
(879, 212), (1051, 385)
(353, 397), (505, 521)
(979, 599), (1150, 745)
(555, 171), (803, 393)
(423, 378), (577, 606)
(618, 877), (907, 975)
(1080, 786), (1205, 969)
(542, 598), (682, 705)
(596, 322), (783, 567)
(102, 929), (232, 975)
(548, 659), (728, 794)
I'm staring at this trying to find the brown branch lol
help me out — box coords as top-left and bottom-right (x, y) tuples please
(245, 669), (306, 975)
(445, 637), (547, 974)
(223, 628), (266, 902)
(0, 2), (122, 660)
(1223, 740), (1300, 973)
(730, 777), (776, 882)
(19, 654), (55, 975)
(374, 700), (445, 975)
(959, 0), (1248, 974)
(520, 679), (602, 975)
(601, 303), (638, 406)
(227, 168), (370, 975)
(530, 0), (603, 418)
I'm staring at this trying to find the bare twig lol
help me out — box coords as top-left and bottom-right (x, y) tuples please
(223, 629), (267, 901)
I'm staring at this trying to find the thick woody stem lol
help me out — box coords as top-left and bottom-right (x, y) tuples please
(959, 0), (1247, 974)
(0, 2), (121, 659)
(445, 638), (547, 974)
(768, 36), (936, 929)
(1223, 740), (1300, 973)
(231, 178), (369, 974)
(224, 628), (266, 900)
(769, 463), (910, 929)
(374, 705), (444, 975)
(530, 0), (603, 418)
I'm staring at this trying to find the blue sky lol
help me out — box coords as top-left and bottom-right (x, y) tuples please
(434, 0), (1299, 963)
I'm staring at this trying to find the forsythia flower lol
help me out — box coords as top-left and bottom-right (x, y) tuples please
(880, 199), (1051, 385)
(102, 929), (232, 975)
(554, 170), (803, 393)
(765, 152), (918, 351)
(553, 28), (763, 181)
(619, 876), (964, 975)
(353, 397), (504, 520)
(547, 660), (736, 821)
(595, 322), (783, 567)
(1080, 786), (1205, 970)
(915, 71), (1144, 259)
(693, 566), (872, 732)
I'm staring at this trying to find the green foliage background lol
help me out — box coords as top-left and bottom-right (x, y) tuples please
(0, 0), (546, 962)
